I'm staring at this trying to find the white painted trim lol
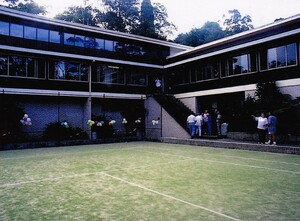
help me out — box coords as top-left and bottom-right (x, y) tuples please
(277, 78), (300, 87)
(174, 78), (300, 99)
(165, 28), (300, 68)
(167, 14), (300, 59)
(0, 7), (191, 50)
(0, 87), (147, 100)
(0, 45), (164, 69)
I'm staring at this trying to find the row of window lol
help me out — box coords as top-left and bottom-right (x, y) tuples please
(171, 43), (297, 85)
(0, 20), (165, 57)
(0, 54), (147, 86)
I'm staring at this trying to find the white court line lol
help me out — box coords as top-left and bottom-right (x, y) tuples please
(133, 149), (300, 175)
(101, 171), (241, 221)
(0, 146), (130, 161)
(144, 146), (300, 166)
(0, 158), (195, 188)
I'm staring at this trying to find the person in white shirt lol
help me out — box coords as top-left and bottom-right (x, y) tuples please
(187, 113), (196, 139)
(252, 112), (268, 144)
(195, 113), (203, 137)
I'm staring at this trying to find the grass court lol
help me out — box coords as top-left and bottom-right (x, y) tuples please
(1, 141), (300, 220)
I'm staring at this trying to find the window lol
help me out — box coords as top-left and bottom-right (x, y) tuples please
(100, 65), (124, 84)
(85, 37), (96, 48)
(80, 64), (89, 81)
(52, 60), (88, 81)
(228, 53), (257, 75)
(105, 40), (115, 51)
(95, 38), (105, 50)
(265, 43), (297, 70)
(50, 30), (61, 43)
(26, 58), (35, 78)
(24, 26), (36, 40)
(128, 72), (146, 85)
(37, 28), (49, 42)
(10, 24), (23, 38)
(9, 56), (26, 77)
(287, 44), (297, 65)
(37, 59), (46, 78)
(0, 21), (9, 35)
(75, 35), (85, 47)
(0, 56), (8, 75)
(64, 33), (75, 46)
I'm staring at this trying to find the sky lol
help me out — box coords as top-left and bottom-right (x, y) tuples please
(22, 0), (300, 39)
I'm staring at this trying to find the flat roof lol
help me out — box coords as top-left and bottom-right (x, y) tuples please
(0, 6), (192, 51)
(167, 13), (300, 59)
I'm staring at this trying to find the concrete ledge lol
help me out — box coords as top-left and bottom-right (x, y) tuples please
(0, 137), (139, 151)
(161, 137), (300, 155)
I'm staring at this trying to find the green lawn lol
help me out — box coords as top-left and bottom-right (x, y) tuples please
(1, 142), (300, 221)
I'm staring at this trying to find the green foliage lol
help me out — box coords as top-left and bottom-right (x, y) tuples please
(55, 5), (100, 26)
(99, 0), (140, 33)
(1, 0), (46, 15)
(43, 122), (88, 141)
(223, 9), (254, 36)
(174, 22), (224, 47)
(98, 0), (175, 40)
(136, 0), (156, 38)
(241, 81), (300, 134)
(152, 2), (176, 40)
(90, 115), (114, 138)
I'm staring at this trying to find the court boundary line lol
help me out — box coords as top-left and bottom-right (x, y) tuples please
(132, 149), (300, 175)
(101, 171), (241, 221)
(0, 158), (196, 188)
(142, 146), (300, 166)
(2, 142), (299, 166)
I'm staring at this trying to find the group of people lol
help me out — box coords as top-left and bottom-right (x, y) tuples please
(187, 110), (222, 139)
(253, 112), (278, 145)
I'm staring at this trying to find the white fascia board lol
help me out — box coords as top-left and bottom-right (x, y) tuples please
(0, 45), (163, 69)
(0, 87), (147, 100)
(174, 78), (300, 99)
(168, 14), (300, 59)
(0, 7), (191, 51)
(165, 28), (300, 68)
(174, 85), (257, 99)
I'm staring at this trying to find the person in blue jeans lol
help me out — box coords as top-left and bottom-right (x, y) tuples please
(187, 113), (196, 139)
(266, 112), (278, 145)
(207, 112), (212, 135)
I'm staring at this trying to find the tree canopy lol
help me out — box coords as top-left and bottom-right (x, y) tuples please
(223, 9), (254, 36)
(174, 21), (224, 47)
(175, 9), (254, 46)
(55, 5), (100, 26)
(0, 0), (46, 15)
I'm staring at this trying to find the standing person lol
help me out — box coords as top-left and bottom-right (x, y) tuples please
(187, 113), (196, 139)
(252, 112), (268, 144)
(202, 110), (209, 135)
(216, 110), (222, 136)
(195, 113), (203, 137)
(155, 78), (161, 94)
(207, 112), (212, 135)
(266, 112), (278, 145)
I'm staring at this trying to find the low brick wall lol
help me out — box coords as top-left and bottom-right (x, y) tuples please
(161, 137), (300, 155)
(227, 132), (300, 143)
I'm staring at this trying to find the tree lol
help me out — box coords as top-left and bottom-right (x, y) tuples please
(136, 0), (156, 38)
(0, 0), (46, 15)
(98, 0), (140, 33)
(152, 2), (176, 40)
(98, 0), (175, 40)
(174, 22), (224, 47)
(223, 9), (253, 36)
(55, 4), (100, 26)
(241, 80), (300, 135)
